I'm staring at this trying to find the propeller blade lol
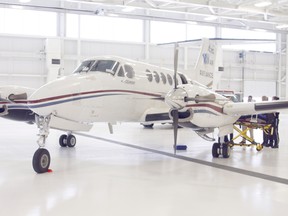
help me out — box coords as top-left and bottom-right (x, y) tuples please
(174, 43), (179, 89)
(171, 109), (179, 154)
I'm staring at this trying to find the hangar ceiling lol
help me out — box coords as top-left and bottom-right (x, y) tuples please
(1, 0), (288, 32)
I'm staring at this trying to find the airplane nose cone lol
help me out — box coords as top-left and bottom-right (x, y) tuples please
(28, 76), (79, 116)
(165, 88), (188, 110)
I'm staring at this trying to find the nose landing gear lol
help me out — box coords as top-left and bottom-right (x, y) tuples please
(32, 115), (51, 173)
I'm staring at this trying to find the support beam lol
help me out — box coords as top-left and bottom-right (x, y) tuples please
(286, 34), (288, 99)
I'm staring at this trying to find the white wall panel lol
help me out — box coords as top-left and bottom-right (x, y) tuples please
(0, 34), (283, 99)
(80, 41), (145, 60)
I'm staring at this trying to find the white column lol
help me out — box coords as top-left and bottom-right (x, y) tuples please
(45, 38), (61, 83)
(285, 34), (288, 99)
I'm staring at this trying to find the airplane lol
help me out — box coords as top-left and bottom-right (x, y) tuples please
(4, 38), (287, 174)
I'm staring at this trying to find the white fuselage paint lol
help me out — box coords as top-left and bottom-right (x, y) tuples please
(27, 56), (238, 133)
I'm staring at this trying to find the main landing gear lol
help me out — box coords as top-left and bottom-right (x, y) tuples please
(59, 134), (77, 148)
(212, 142), (230, 158)
(32, 115), (77, 174)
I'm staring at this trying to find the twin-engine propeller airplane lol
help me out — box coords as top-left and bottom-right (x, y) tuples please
(3, 38), (288, 174)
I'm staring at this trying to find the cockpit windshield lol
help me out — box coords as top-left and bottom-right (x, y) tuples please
(74, 59), (119, 75)
(73, 60), (96, 73)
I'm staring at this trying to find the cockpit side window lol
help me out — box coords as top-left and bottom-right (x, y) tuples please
(124, 65), (135, 79)
(90, 60), (117, 74)
(73, 60), (96, 73)
(117, 66), (125, 77)
(112, 62), (120, 74)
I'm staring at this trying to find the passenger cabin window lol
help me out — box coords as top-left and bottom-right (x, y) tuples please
(90, 60), (118, 75)
(146, 69), (153, 82)
(167, 74), (173, 85)
(160, 72), (166, 84)
(153, 71), (160, 83)
(124, 65), (135, 79)
(73, 60), (95, 73)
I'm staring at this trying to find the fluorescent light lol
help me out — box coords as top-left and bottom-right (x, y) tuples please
(254, 28), (267, 32)
(122, 7), (135, 12)
(107, 13), (119, 17)
(276, 24), (288, 29)
(19, 0), (31, 3)
(204, 16), (217, 21)
(186, 21), (198, 25)
(254, 1), (272, 7)
(11, 5), (23, 9)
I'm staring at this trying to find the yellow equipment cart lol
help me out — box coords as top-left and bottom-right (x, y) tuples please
(231, 115), (273, 151)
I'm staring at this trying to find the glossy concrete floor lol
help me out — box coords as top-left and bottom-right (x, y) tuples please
(1, 115), (288, 216)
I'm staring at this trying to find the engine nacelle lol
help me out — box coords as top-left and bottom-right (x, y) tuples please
(169, 108), (193, 123)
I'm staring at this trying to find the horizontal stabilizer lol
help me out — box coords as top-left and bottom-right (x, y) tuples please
(50, 115), (93, 132)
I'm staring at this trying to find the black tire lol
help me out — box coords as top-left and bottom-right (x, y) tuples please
(142, 123), (154, 128)
(32, 148), (50, 174)
(59, 134), (68, 147)
(222, 143), (230, 158)
(67, 134), (76, 148)
(212, 143), (220, 158)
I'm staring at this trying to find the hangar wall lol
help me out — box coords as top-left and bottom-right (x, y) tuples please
(0, 33), (285, 101)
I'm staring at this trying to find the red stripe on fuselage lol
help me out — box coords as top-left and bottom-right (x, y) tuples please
(27, 90), (162, 104)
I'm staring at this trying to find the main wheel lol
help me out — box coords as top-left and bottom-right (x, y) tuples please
(67, 134), (76, 148)
(222, 143), (230, 158)
(32, 148), (51, 174)
(212, 143), (220, 158)
(141, 123), (154, 128)
(59, 134), (68, 147)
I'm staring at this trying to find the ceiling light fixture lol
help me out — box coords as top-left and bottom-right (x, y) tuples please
(254, 28), (267, 32)
(254, 1), (272, 7)
(276, 24), (288, 29)
(11, 5), (24, 9)
(19, 0), (31, 3)
(204, 16), (217, 21)
(186, 21), (197, 25)
(122, 7), (135, 12)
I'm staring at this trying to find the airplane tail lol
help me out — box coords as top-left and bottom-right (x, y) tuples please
(192, 38), (223, 89)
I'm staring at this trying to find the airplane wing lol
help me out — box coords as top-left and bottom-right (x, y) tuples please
(223, 100), (288, 116)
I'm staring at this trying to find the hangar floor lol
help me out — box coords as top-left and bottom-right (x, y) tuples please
(1, 115), (288, 216)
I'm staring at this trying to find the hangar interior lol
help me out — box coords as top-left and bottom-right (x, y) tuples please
(1, 0), (288, 215)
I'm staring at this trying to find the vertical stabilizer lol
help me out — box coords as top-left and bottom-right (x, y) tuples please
(192, 38), (223, 89)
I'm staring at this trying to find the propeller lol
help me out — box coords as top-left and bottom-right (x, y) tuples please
(172, 43), (179, 154)
(167, 43), (216, 154)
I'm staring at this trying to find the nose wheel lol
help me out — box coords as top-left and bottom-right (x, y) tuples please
(32, 148), (51, 173)
(59, 134), (77, 148)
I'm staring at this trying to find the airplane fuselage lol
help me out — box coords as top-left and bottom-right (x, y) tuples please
(28, 56), (237, 132)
